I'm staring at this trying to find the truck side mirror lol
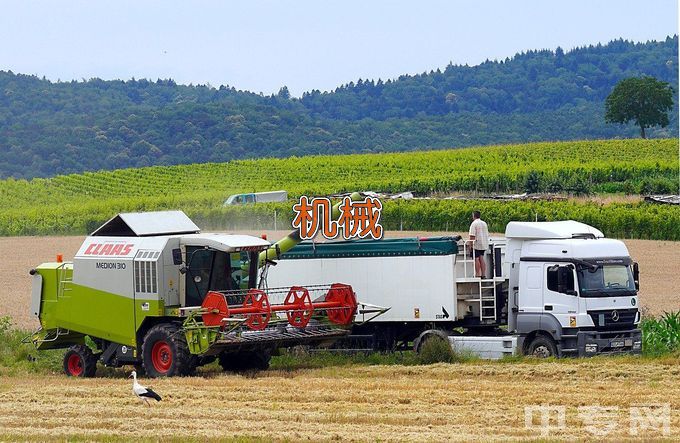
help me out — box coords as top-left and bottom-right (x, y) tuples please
(172, 248), (183, 265)
(633, 262), (640, 290)
(558, 266), (576, 295)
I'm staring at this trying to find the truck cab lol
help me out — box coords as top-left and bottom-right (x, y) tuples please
(505, 221), (641, 357)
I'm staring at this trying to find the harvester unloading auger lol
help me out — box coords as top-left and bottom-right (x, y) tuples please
(28, 198), (385, 377)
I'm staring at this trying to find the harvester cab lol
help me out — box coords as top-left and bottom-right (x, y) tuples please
(29, 210), (380, 377)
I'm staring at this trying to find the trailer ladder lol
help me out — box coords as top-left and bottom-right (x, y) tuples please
(456, 241), (499, 323)
(480, 279), (497, 322)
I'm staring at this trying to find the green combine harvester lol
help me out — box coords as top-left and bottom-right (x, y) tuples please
(29, 203), (373, 377)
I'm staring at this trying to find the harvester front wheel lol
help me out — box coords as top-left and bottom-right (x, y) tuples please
(63, 345), (98, 377)
(142, 323), (196, 377)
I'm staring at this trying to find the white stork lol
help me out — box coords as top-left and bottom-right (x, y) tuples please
(129, 371), (162, 406)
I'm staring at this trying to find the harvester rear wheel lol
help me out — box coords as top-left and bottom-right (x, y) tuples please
(142, 323), (196, 377)
(63, 345), (98, 377)
(218, 350), (271, 371)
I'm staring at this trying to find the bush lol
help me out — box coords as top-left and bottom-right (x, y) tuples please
(0, 317), (63, 375)
(417, 336), (460, 364)
(523, 171), (541, 194)
(641, 311), (680, 356)
(0, 316), (11, 334)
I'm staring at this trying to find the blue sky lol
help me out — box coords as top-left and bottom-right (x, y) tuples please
(0, 0), (677, 96)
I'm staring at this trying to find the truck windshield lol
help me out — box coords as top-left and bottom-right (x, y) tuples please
(577, 265), (636, 297)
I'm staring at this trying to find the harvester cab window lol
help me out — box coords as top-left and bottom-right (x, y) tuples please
(185, 247), (235, 307)
(229, 251), (259, 290)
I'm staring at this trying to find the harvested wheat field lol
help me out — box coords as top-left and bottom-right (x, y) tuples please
(0, 360), (678, 441)
(1, 232), (678, 330)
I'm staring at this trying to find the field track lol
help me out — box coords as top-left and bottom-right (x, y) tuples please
(1, 232), (677, 330)
(0, 360), (678, 441)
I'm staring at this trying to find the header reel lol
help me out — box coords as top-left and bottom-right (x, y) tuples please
(200, 283), (358, 331)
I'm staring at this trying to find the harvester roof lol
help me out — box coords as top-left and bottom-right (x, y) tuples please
(180, 233), (270, 252)
(91, 210), (200, 237)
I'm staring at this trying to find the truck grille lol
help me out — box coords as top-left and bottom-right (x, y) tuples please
(588, 308), (637, 329)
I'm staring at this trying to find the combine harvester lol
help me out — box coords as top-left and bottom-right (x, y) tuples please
(267, 221), (643, 358)
(29, 207), (382, 377)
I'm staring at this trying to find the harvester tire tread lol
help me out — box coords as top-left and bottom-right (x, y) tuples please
(142, 323), (196, 377)
(63, 344), (98, 377)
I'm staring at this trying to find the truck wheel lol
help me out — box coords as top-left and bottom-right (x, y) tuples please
(63, 345), (98, 377)
(219, 351), (271, 371)
(414, 330), (450, 354)
(142, 323), (196, 377)
(526, 335), (557, 358)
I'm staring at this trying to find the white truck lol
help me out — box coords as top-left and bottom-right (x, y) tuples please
(223, 190), (288, 206)
(266, 221), (642, 358)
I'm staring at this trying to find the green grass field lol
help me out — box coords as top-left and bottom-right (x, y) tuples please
(0, 138), (678, 238)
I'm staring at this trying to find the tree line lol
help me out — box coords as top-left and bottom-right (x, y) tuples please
(0, 36), (677, 179)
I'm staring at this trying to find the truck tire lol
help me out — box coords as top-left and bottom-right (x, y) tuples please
(219, 351), (271, 371)
(526, 335), (557, 358)
(413, 330), (450, 354)
(142, 323), (196, 377)
(63, 344), (98, 377)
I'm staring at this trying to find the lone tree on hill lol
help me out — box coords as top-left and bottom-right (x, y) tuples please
(605, 76), (674, 138)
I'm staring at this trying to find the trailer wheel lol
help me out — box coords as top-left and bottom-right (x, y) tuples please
(414, 330), (450, 354)
(142, 323), (196, 377)
(526, 335), (557, 358)
(63, 345), (98, 377)
(219, 351), (271, 371)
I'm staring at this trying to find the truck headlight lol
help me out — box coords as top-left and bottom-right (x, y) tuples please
(633, 341), (642, 350)
(585, 343), (598, 353)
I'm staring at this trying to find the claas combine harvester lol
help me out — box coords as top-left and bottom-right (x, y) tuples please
(29, 202), (381, 377)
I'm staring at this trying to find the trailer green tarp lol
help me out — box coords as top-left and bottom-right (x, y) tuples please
(279, 236), (460, 259)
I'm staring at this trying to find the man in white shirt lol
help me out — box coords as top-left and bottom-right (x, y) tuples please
(468, 211), (489, 278)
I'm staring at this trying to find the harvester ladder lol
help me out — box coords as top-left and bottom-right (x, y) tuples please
(57, 263), (72, 297)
